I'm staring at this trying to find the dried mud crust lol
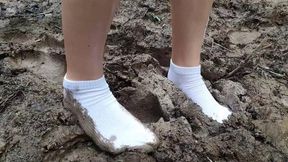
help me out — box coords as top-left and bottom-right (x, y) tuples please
(0, 0), (288, 162)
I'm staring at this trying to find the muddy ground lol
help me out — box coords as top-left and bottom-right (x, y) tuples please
(0, 0), (288, 161)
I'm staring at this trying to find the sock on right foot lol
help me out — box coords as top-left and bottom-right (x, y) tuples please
(168, 60), (231, 123)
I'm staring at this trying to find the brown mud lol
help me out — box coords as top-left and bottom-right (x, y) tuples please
(0, 0), (288, 161)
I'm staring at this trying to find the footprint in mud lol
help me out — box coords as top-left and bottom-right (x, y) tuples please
(117, 87), (165, 123)
(1, 27), (65, 84)
(4, 51), (65, 84)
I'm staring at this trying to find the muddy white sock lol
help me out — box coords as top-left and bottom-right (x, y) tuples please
(168, 60), (231, 123)
(63, 75), (157, 152)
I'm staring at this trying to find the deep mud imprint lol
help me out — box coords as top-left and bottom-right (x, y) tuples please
(1, 0), (288, 162)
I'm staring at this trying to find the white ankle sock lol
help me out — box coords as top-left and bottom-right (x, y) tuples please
(63, 75), (158, 152)
(168, 60), (231, 123)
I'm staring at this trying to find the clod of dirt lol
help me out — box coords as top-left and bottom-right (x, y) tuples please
(44, 144), (109, 162)
(281, 96), (288, 107)
(152, 117), (198, 162)
(214, 79), (248, 112)
(203, 128), (286, 162)
(266, 0), (288, 6)
(115, 152), (156, 162)
(202, 60), (227, 81)
(106, 54), (176, 120)
(41, 125), (85, 152)
(0, 19), (10, 28)
(228, 31), (261, 45)
(0, 138), (6, 154)
(131, 73), (176, 120)
(253, 117), (288, 154)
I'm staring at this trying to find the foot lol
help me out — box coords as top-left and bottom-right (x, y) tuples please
(168, 60), (231, 123)
(63, 75), (159, 154)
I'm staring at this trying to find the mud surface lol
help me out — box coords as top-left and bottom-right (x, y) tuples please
(1, 0), (288, 161)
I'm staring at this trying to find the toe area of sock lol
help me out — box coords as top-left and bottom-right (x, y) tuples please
(204, 105), (232, 123)
(216, 106), (232, 123)
(108, 134), (159, 154)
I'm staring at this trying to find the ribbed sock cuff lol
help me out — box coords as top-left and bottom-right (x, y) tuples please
(63, 75), (108, 90)
(169, 59), (201, 75)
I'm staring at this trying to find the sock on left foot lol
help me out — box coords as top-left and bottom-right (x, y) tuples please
(168, 60), (231, 123)
(63, 75), (159, 153)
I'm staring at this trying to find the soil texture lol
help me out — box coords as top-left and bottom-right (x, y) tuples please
(0, 0), (288, 161)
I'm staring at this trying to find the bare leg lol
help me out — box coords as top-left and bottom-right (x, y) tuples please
(62, 0), (158, 153)
(62, 0), (118, 80)
(168, 0), (231, 123)
(171, 0), (213, 67)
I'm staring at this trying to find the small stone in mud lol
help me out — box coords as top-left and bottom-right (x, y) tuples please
(229, 31), (261, 45)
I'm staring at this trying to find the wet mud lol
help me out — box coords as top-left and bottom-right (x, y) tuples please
(0, 0), (288, 161)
